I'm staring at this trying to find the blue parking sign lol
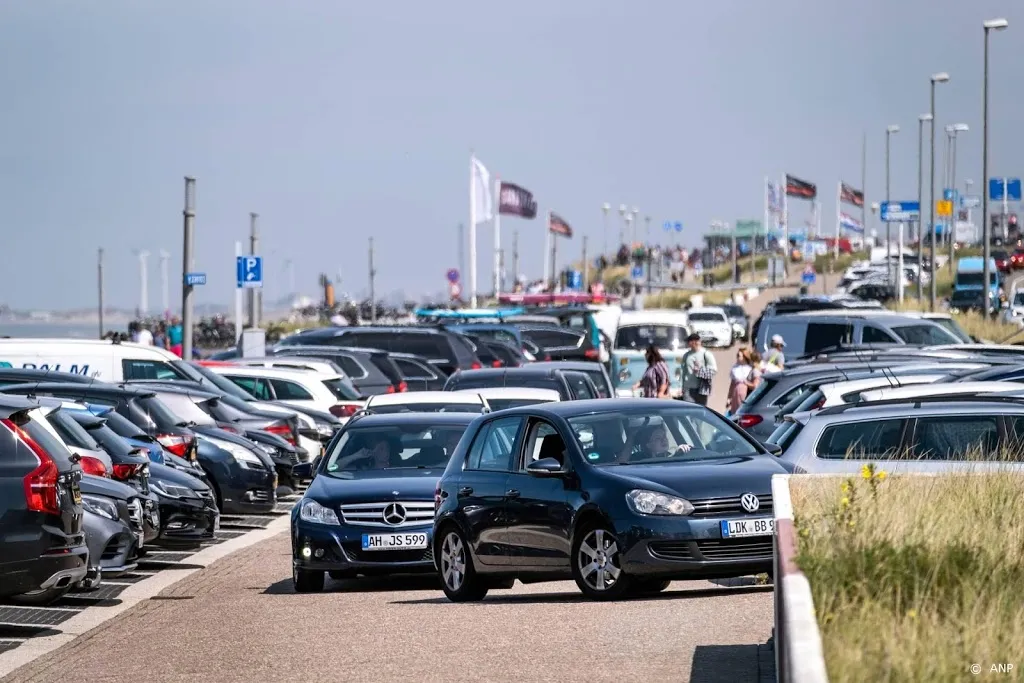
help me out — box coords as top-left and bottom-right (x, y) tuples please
(236, 256), (263, 289)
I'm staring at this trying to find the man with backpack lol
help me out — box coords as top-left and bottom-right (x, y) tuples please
(680, 332), (717, 406)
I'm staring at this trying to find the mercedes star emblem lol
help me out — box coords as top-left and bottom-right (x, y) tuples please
(383, 503), (407, 525)
(740, 494), (761, 513)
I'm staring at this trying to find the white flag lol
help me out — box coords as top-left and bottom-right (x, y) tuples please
(472, 157), (493, 224)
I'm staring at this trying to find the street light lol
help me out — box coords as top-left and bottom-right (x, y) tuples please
(928, 71), (949, 312)
(945, 123), (969, 273)
(983, 18), (1008, 318)
(618, 204), (627, 246)
(885, 124), (900, 289)
(631, 207), (639, 245)
(917, 114), (932, 301)
(601, 203), (610, 258)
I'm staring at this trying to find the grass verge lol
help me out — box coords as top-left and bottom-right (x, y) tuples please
(791, 469), (1024, 682)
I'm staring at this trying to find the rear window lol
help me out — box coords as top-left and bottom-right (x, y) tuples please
(467, 328), (518, 346)
(370, 355), (404, 387)
(448, 334), (478, 365)
(766, 421), (802, 452)
(689, 312), (727, 322)
(741, 376), (777, 409)
(101, 410), (148, 439)
(129, 396), (185, 431)
(890, 324), (956, 345)
(614, 324), (688, 350)
(582, 369), (611, 398)
(155, 393), (218, 426)
(334, 355), (368, 378)
(815, 419), (908, 459)
(486, 398), (555, 411)
(48, 410), (101, 450)
(87, 422), (136, 457)
(323, 377), (361, 401)
(563, 372), (596, 400)
(17, 413), (76, 461)
(369, 403), (486, 415)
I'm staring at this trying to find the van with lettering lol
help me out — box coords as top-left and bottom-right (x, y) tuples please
(0, 339), (189, 382)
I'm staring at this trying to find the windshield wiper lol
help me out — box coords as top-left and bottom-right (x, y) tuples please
(383, 466), (432, 470)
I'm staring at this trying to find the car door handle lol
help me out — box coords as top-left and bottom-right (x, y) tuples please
(458, 486), (474, 497)
(505, 489), (520, 499)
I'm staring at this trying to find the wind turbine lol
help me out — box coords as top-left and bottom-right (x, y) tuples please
(159, 249), (170, 316)
(134, 249), (150, 317)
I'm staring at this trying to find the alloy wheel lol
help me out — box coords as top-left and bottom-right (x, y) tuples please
(440, 531), (467, 592)
(577, 528), (622, 591)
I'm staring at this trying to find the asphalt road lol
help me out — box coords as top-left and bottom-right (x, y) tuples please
(1, 287), (792, 683)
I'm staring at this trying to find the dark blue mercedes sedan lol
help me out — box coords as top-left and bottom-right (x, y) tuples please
(432, 398), (786, 602)
(289, 412), (476, 592)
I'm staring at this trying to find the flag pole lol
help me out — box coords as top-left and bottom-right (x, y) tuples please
(469, 153), (478, 308)
(551, 229), (558, 289)
(493, 175), (501, 297)
(781, 173), (789, 276)
(835, 181), (841, 263)
(543, 210), (551, 290)
(762, 176), (769, 284)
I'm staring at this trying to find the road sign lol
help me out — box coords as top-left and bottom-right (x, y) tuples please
(567, 270), (583, 290)
(674, 221), (682, 233)
(185, 272), (206, 286)
(631, 265), (643, 280)
(662, 221), (683, 232)
(935, 200), (953, 217)
(989, 178), (1022, 202)
(446, 268), (459, 283)
(801, 265), (816, 285)
(942, 188), (961, 203)
(961, 195), (981, 209)
(236, 256), (263, 289)
(879, 201), (920, 222)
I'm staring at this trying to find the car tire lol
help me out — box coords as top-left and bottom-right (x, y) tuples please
(293, 566), (324, 593)
(631, 578), (671, 595)
(571, 524), (632, 600)
(329, 570), (357, 581)
(8, 586), (71, 607)
(436, 525), (488, 602)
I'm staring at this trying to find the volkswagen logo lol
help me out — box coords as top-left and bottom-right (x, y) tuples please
(740, 494), (760, 513)
(382, 503), (406, 525)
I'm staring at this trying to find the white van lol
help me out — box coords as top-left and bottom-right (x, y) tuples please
(0, 339), (187, 382)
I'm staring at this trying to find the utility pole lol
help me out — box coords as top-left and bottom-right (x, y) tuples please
(159, 249), (170, 316)
(248, 212), (260, 328)
(181, 177), (196, 361)
(369, 237), (377, 324)
(135, 250), (150, 317)
(97, 248), (105, 338)
(582, 236), (589, 290)
(512, 230), (519, 287)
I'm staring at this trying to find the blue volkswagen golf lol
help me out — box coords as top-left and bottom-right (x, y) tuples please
(290, 412), (477, 593)
(433, 398), (787, 601)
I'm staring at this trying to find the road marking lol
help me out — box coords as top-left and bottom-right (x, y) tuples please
(0, 514), (290, 679)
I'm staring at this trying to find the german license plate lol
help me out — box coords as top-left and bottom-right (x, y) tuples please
(213, 515), (220, 532)
(361, 533), (428, 551)
(137, 531), (144, 549)
(73, 487), (82, 505)
(721, 518), (774, 538)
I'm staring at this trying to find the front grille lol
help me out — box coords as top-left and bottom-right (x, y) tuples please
(648, 541), (693, 561)
(343, 543), (433, 564)
(197, 489), (215, 504)
(338, 501), (434, 528)
(251, 489), (272, 502)
(101, 536), (131, 561)
(695, 538), (773, 561)
(688, 494), (773, 517)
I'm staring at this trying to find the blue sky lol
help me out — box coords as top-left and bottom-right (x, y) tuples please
(1, 0), (1021, 310)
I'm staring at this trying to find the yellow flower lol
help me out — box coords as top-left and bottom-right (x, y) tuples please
(907, 609), (918, 620)
(799, 528), (810, 538)
(840, 482), (850, 494)
(860, 464), (873, 480)
(848, 520), (856, 528)
(840, 497), (850, 507)
(875, 470), (888, 481)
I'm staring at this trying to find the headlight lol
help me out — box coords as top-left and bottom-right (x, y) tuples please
(255, 442), (279, 456)
(315, 422), (333, 437)
(150, 480), (199, 499)
(299, 499), (340, 525)
(625, 489), (694, 516)
(81, 494), (119, 521)
(201, 435), (266, 470)
(618, 369), (631, 382)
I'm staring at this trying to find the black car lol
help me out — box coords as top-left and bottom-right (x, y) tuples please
(0, 396), (89, 604)
(385, 351), (449, 391)
(78, 474), (146, 583)
(516, 325), (598, 363)
(433, 399), (785, 601)
(442, 366), (601, 401)
(289, 412), (477, 592)
(61, 407), (152, 495)
(0, 382), (275, 515)
(280, 327), (483, 376)
(272, 345), (401, 396)
(527, 361), (614, 398)
(147, 460), (219, 548)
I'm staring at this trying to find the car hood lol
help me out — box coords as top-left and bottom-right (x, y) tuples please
(305, 468), (442, 503)
(150, 462), (210, 492)
(80, 473), (139, 501)
(599, 455), (786, 499)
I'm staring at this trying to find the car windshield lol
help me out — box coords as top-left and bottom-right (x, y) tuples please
(567, 407), (762, 465)
(891, 324), (957, 345)
(486, 398), (555, 411)
(614, 324), (688, 350)
(322, 377), (361, 401)
(689, 312), (726, 322)
(369, 402), (485, 414)
(927, 317), (972, 343)
(956, 272), (997, 287)
(322, 423), (470, 474)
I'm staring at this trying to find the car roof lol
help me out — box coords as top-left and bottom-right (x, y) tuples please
(458, 387), (561, 400)
(0, 393), (43, 417)
(366, 391), (483, 407)
(616, 310), (689, 326)
(858, 381), (1024, 402)
(0, 381), (155, 398)
(487, 397), (704, 419)
(206, 365), (340, 380)
(346, 412), (478, 428)
(527, 361), (604, 372)
(125, 382), (221, 400)
(688, 306), (727, 314)
(805, 397), (1024, 421)
(453, 367), (560, 379)
(274, 344), (382, 357)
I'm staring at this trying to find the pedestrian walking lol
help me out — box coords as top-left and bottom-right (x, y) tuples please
(681, 332), (717, 406)
(727, 348), (755, 415)
(633, 344), (670, 398)
(167, 316), (184, 358)
(766, 334), (786, 370)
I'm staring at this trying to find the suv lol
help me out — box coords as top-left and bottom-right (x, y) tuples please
(753, 311), (959, 357)
(443, 367), (600, 401)
(770, 396), (1024, 475)
(0, 395), (89, 603)
(280, 327), (481, 376)
(274, 345), (407, 396)
(751, 295), (884, 342)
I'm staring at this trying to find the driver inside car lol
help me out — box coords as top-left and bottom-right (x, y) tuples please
(619, 423), (692, 462)
(333, 433), (394, 470)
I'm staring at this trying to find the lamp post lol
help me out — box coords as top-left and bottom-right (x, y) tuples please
(945, 123), (969, 272)
(916, 114), (932, 301)
(928, 72), (949, 312)
(631, 207), (640, 245)
(601, 203), (610, 258)
(617, 204), (627, 246)
(983, 18), (1009, 319)
(885, 124), (900, 289)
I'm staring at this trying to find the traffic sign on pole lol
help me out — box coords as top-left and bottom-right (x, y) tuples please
(879, 201), (921, 222)
(935, 200), (953, 218)
(236, 256), (263, 289)
(185, 272), (206, 286)
(801, 265), (816, 285)
(989, 178), (1022, 201)
(446, 268), (460, 283)
(631, 265), (643, 280)
(960, 195), (981, 209)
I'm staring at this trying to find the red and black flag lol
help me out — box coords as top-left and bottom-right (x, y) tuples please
(840, 182), (864, 207)
(548, 212), (573, 238)
(498, 182), (538, 219)
(785, 174), (817, 200)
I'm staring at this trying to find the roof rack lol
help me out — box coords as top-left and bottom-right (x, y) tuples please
(816, 392), (1024, 416)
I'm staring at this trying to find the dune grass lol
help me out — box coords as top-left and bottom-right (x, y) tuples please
(791, 468), (1024, 682)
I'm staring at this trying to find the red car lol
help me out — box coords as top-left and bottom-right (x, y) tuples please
(1010, 248), (1024, 270)
(993, 250), (1011, 273)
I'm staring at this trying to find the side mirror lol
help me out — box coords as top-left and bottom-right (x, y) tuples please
(763, 443), (783, 456)
(526, 457), (565, 477)
(293, 461), (315, 479)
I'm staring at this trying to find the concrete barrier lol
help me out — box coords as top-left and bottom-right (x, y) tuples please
(772, 474), (829, 683)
